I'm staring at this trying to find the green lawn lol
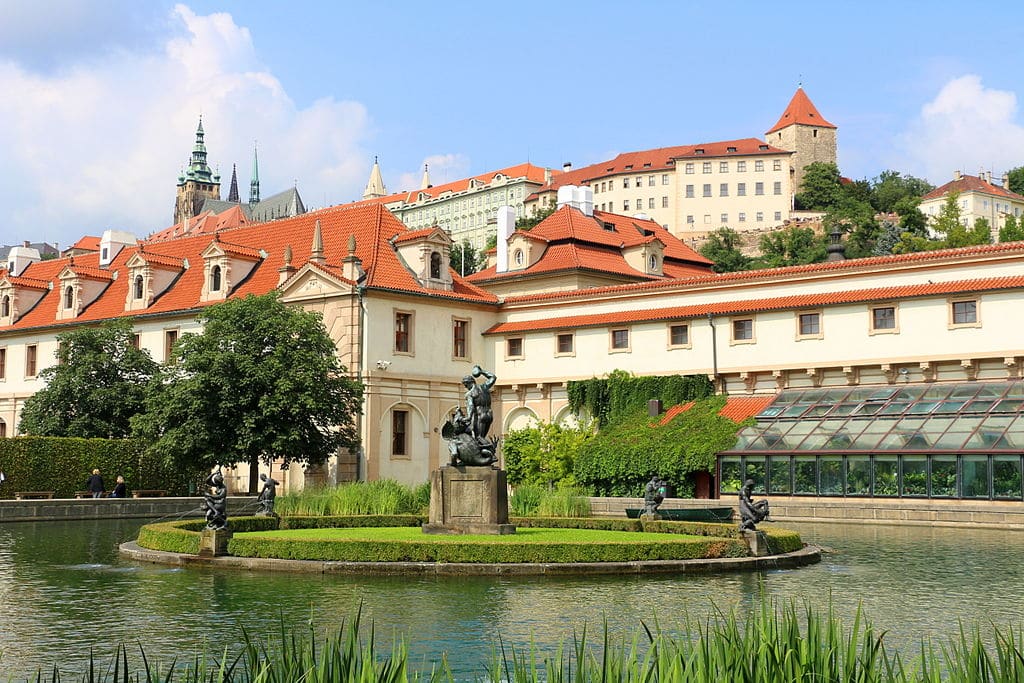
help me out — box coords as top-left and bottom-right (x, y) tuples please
(239, 527), (710, 544)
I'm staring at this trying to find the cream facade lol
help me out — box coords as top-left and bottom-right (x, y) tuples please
(919, 171), (1024, 238)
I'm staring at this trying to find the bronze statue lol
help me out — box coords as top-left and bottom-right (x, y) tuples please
(462, 365), (497, 439)
(255, 473), (279, 517)
(201, 468), (228, 530)
(442, 406), (497, 466)
(738, 479), (769, 531)
(643, 475), (667, 515)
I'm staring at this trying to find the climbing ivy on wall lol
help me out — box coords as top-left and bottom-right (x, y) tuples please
(567, 370), (714, 426)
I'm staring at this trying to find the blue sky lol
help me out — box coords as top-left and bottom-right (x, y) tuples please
(2, 1), (1024, 249)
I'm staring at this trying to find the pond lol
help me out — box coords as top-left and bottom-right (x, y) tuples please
(2, 517), (1024, 678)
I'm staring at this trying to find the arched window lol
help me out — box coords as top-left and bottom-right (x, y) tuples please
(649, 254), (659, 271)
(429, 252), (442, 279)
(1, 295), (9, 317)
(133, 275), (144, 300)
(514, 249), (524, 266)
(211, 265), (222, 292)
(0, 418), (6, 438)
(64, 285), (74, 310)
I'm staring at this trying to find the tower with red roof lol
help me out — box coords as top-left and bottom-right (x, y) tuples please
(766, 86), (837, 193)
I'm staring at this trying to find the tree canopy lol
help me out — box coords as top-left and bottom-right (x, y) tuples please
(449, 240), (486, 276)
(18, 319), (158, 438)
(1007, 166), (1024, 196)
(698, 227), (751, 273)
(132, 292), (363, 492)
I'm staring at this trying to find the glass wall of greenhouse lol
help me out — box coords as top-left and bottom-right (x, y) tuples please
(718, 381), (1024, 500)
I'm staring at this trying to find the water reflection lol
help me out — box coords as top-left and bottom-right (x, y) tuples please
(1, 519), (1024, 678)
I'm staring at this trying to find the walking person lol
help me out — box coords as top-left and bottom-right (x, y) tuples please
(110, 475), (127, 498)
(87, 469), (105, 498)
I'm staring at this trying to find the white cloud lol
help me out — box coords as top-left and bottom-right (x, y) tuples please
(0, 4), (372, 248)
(893, 75), (1024, 184)
(395, 153), (472, 194)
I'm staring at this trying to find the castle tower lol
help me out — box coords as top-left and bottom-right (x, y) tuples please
(766, 87), (837, 193)
(363, 156), (387, 199)
(174, 117), (222, 225)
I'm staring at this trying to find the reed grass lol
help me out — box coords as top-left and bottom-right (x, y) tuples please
(510, 485), (591, 518)
(12, 598), (1024, 682)
(274, 480), (430, 517)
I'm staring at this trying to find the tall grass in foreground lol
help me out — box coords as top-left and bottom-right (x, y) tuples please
(510, 485), (591, 517)
(12, 599), (1024, 681)
(275, 480), (430, 516)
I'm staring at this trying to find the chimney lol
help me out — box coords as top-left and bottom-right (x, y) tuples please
(23, 240), (30, 248)
(495, 206), (516, 273)
(1002, 173), (1010, 188)
(544, 168), (552, 185)
(557, 185), (577, 210)
(562, 161), (573, 172)
(954, 170), (962, 181)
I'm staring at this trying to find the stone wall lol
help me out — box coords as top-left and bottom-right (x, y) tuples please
(0, 496), (256, 523)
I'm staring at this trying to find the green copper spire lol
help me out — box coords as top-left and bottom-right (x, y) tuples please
(249, 142), (260, 205)
(187, 116), (214, 183)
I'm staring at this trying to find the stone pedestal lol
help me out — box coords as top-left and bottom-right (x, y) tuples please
(198, 528), (233, 557)
(742, 530), (770, 557)
(640, 512), (662, 522)
(422, 465), (516, 535)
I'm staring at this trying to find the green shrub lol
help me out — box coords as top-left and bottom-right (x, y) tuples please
(136, 516), (280, 554)
(274, 480), (426, 516)
(567, 371), (713, 426)
(509, 485), (544, 516)
(0, 436), (202, 498)
(280, 515), (424, 529)
(535, 488), (591, 517)
(512, 516), (641, 532)
(503, 421), (594, 488)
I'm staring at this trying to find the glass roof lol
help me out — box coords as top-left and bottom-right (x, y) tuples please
(729, 381), (1024, 453)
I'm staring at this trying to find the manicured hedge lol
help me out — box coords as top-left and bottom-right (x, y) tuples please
(280, 514), (425, 529)
(136, 516), (280, 553)
(513, 516), (642, 532)
(761, 528), (803, 555)
(639, 520), (741, 538)
(0, 436), (202, 498)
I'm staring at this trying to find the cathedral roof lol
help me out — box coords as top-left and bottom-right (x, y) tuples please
(766, 87), (836, 134)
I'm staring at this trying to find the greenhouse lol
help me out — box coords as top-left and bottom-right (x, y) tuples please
(718, 381), (1024, 499)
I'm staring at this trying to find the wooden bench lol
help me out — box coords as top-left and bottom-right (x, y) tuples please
(14, 491), (55, 500)
(131, 489), (168, 498)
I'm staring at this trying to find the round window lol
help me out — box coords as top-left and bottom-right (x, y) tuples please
(649, 254), (658, 270)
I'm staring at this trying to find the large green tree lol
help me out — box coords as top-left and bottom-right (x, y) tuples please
(756, 226), (827, 267)
(132, 292), (363, 493)
(18, 319), (158, 438)
(794, 162), (845, 211)
(999, 214), (1024, 242)
(698, 227), (751, 273)
(449, 240), (486, 276)
(870, 170), (934, 213)
(1006, 166), (1024, 196)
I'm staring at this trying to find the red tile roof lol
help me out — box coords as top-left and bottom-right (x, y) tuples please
(468, 206), (712, 284)
(135, 251), (186, 268)
(1, 203), (497, 333)
(766, 87), (836, 134)
(659, 396), (774, 426)
(501, 240), (1024, 305)
(392, 227), (442, 244)
(484, 274), (1024, 335)
(147, 206), (250, 242)
(64, 265), (115, 281)
(70, 236), (101, 252)
(921, 174), (1024, 202)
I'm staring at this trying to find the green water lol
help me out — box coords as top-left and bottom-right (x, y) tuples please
(2, 518), (1024, 678)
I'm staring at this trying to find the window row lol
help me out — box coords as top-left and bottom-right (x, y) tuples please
(686, 211), (784, 225)
(393, 311), (471, 360)
(684, 159), (783, 174)
(685, 181), (783, 198)
(720, 454), (1024, 500)
(614, 197), (671, 212)
(505, 324), (692, 359)
(1, 330), (183, 381)
(593, 174), (671, 193)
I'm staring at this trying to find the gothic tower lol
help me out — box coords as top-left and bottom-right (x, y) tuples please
(174, 117), (222, 225)
(766, 87), (837, 193)
(363, 156), (387, 199)
(249, 143), (261, 206)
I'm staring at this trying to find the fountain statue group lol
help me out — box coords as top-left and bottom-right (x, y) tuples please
(442, 365), (499, 466)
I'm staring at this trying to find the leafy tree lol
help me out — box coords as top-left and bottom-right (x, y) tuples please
(931, 190), (964, 238)
(999, 214), (1024, 242)
(698, 227), (751, 273)
(871, 220), (903, 256)
(756, 226), (827, 267)
(449, 240), (485, 276)
(870, 171), (934, 213)
(132, 292), (363, 493)
(794, 162), (844, 211)
(824, 196), (878, 259)
(892, 196), (928, 237)
(515, 204), (556, 231)
(18, 319), (158, 438)
(1007, 166), (1024, 196)
(503, 420), (595, 488)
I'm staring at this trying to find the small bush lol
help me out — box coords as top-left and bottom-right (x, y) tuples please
(535, 488), (591, 517)
(509, 485), (544, 516)
(513, 517), (641, 532)
(274, 480), (426, 516)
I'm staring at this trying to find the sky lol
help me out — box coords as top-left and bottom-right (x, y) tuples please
(2, 1), (1024, 250)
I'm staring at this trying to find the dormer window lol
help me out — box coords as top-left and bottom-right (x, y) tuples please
(649, 254), (659, 271)
(211, 265), (222, 292)
(514, 249), (524, 266)
(430, 252), (442, 279)
(64, 285), (74, 310)
(133, 275), (144, 300)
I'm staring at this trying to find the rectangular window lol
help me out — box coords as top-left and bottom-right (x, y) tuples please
(871, 306), (896, 332)
(452, 319), (468, 359)
(685, 163), (694, 174)
(756, 211), (764, 222)
(662, 174), (670, 185)
(773, 159), (782, 171)
(738, 212), (746, 222)
(0, 347), (6, 380)
(132, 334), (141, 350)
(556, 332), (574, 355)
(648, 197), (655, 210)
(607, 202), (613, 212)
(732, 318), (754, 342)
(755, 182), (764, 195)
(687, 215), (694, 224)
(719, 183), (729, 196)
(394, 312), (412, 353)
(704, 214), (711, 224)
(507, 337), (524, 358)
(702, 184), (712, 197)
(719, 162), (728, 173)
(774, 211), (782, 221)
(392, 410), (408, 456)
(648, 176), (655, 187)
(668, 324), (689, 347)
(623, 200), (630, 211)
(951, 299), (979, 326)
(164, 330), (178, 361)
(798, 312), (821, 337)
(26, 344), (37, 377)
(635, 177), (642, 188)
(720, 213), (728, 224)
(685, 184), (694, 198)
(662, 196), (669, 208)
(737, 182), (746, 196)
(702, 162), (712, 173)
(773, 181), (782, 195)
(622, 178), (629, 189)
(610, 328), (630, 351)
(737, 161), (747, 172)
(755, 160), (764, 172)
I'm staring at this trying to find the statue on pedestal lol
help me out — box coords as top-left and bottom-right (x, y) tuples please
(443, 365), (499, 467)
(201, 468), (228, 531)
(739, 479), (770, 531)
(256, 473), (279, 517)
(643, 475), (667, 515)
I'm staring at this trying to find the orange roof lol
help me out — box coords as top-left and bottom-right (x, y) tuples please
(147, 206), (250, 242)
(2, 203), (497, 333)
(468, 206), (712, 284)
(392, 227), (442, 244)
(502, 240), (1024, 305)
(64, 265), (115, 281)
(484, 274), (1024, 335)
(766, 87), (836, 134)
(659, 396), (774, 426)
(921, 174), (1024, 202)
(70, 236), (101, 251)
(533, 139), (790, 195)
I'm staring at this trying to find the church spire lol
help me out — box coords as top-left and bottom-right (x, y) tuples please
(249, 143), (261, 206)
(421, 163), (432, 190)
(227, 163), (240, 203)
(186, 116), (214, 183)
(363, 156), (387, 199)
